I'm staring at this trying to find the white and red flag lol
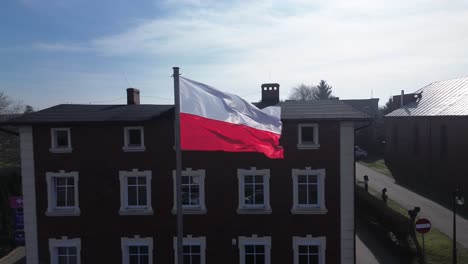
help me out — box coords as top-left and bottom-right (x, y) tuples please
(179, 77), (284, 159)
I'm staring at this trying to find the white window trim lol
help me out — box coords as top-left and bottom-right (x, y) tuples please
(121, 236), (154, 264)
(46, 171), (80, 216)
(49, 237), (81, 264)
(292, 235), (326, 264)
(172, 168), (207, 214)
(119, 169), (153, 215)
(297, 123), (320, 149)
(173, 235), (206, 264)
(238, 235), (271, 264)
(50, 128), (72, 153)
(291, 167), (327, 214)
(123, 126), (146, 152)
(237, 167), (271, 214)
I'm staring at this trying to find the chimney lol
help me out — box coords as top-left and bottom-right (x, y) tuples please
(400, 90), (404, 107)
(126, 88), (140, 105)
(261, 83), (280, 106)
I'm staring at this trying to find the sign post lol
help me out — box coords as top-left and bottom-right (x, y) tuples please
(9, 196), (25, 246)
(415, 218), (432, 262)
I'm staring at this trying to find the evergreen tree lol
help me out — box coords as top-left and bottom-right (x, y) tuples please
(313, 80), (336, 100)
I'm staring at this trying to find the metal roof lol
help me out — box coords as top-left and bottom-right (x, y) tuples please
(387, 76), (468, 117)
(279, 100), (370, 120)
(6, 104), (173, 124)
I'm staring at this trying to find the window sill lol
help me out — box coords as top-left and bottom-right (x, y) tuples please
(237, 207), (272, 214)
(122, 146), (146, 152)
(119, 208), (153, 215)
(291, 207), (328, 215)
(46, 208), (80, 216)
(49, 148), (73, 153)
(297, 144), (320, 150)
(171, 207), (207, 215)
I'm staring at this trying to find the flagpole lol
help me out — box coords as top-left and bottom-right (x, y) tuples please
(173, 66), (183, 264)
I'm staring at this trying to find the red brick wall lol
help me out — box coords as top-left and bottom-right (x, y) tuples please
(33, 118), (343, 263)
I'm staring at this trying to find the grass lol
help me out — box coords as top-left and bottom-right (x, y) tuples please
(364, 184), (468, 264)
(359, 157), (393, 177)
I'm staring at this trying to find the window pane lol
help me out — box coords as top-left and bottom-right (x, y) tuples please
(245, 185), (254, 204)
(129, 246), (138, 254)
(55, 130), (69, 147)
(310, 255), (319, 264)
(128, 129), (142, 146)
(191, 245), (201, 254)
(128, 177), (137, 185)
(298, 175), (307, 184)
(254, 184), (264, 204)
(298, 184), (308, 204)
(309, 245), (319, 254)
(183, 255), (191, 264)
(67, 177), (74, 185)
(182, 186), (190, 205)
(57, 247), (67, 255)
(255, 245), (265, 253)
(245, 245), (254, 254)
(69, 256), (78, 264)
(256, 253), (266, 264)
(138, 186), (147, 205)
(301, 127), (315, 143)
(68, 247), (77, 255)
(140, 245), (148, 254)
(245, 175), (253, 183)
(58, 256), (68, 264)
(192, 255), (201, 264)
(299, 255), (309, 264)
(67, 186), (75, 206)
(182, 175), (189, 184)
(56, 177), (67, 186)
(254, 175), (263, 184)
(56, 187), (67, 207)
(138, 177), (146, 185)
(190, 186), (200, 205)
(308, 175), (317, 184)
(298, 245), (308, 254)
(245, 254), (255, 264)
(128, 186), (137, 206)
(140, 255), (149, 264)
(129, 255), (139, 264)
(308, 185), (318, 205)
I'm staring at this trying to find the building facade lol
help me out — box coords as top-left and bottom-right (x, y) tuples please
(9, 86), (368, 264)
(385, 76), (468, 216)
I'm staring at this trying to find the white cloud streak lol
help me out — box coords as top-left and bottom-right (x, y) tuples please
(34, 0), (468, 103)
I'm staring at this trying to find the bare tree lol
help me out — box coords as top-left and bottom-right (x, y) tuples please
(288, 84), (317, 101)
(0, 92), (23, 114)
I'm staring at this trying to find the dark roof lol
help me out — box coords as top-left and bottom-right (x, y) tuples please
(279, 100), (370, 120)
(387, 76), (468, 117)
(0, 114), (22, 122)
(341, 99), (379, 118)
(6, 104), (173, 124)
(6, 99), (369, 125)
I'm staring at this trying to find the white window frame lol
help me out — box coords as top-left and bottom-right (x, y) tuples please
(46, 170), (80, 216)
(119, 169), (153, 215)
(237, 167), (271, 214)
(49, 236), (81, 264)
(292, 235), (326, 264)
(121, 236), (153, 264)
(123, 126), (145, 152)
(172, 168), (207, 214)
(173, 235), (206, 264)
(50, 128), (72, 153)
(291, 168), (327, 214)
(297, 124), (320, 149)
(238, 235), (271, 264)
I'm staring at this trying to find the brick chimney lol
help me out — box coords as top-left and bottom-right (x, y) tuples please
(261, 83), (280, 106)
(126, 88), (140, 105)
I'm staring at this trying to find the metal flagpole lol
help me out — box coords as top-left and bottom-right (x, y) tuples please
(173, 67), (183, 264)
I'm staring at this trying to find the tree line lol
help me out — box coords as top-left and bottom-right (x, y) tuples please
(288, 80), (337, 101)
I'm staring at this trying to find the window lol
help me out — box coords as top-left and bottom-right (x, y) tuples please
(291, 168), (327, 214)
(238, 235), (271, 264)
(173, 236), (206, 264)
(123, 127), (145, 152)
(237, 168), (271, 214)
(172, 169), (206, 214)
(49, 237), (81, 264)
(293, 236), (326, 264)
(50, 128), (72, 153)
(119, 169), (153, 215)
(46, 171), (80, 216)
(121, 236), (153, 264)
(298, 124), (319, 149)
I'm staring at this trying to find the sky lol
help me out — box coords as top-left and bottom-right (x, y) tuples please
(1, 0), (468, 110)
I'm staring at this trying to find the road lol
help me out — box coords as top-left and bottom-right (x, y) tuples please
(356, 163), (468, 248)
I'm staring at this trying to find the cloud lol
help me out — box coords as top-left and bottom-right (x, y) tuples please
(32, 0), (468, 102)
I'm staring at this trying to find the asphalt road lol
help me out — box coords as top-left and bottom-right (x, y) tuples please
(356, 163), (468, 248)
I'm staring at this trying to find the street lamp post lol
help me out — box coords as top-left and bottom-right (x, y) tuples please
(452, 189), (465, 264)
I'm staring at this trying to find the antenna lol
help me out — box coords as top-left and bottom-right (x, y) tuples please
(122, 71), (133, 87)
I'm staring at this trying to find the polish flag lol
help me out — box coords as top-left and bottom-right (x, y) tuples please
(179, 77), (284, 159)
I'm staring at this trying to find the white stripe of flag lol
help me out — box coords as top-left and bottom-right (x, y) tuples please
(416, 223), (431, 229)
